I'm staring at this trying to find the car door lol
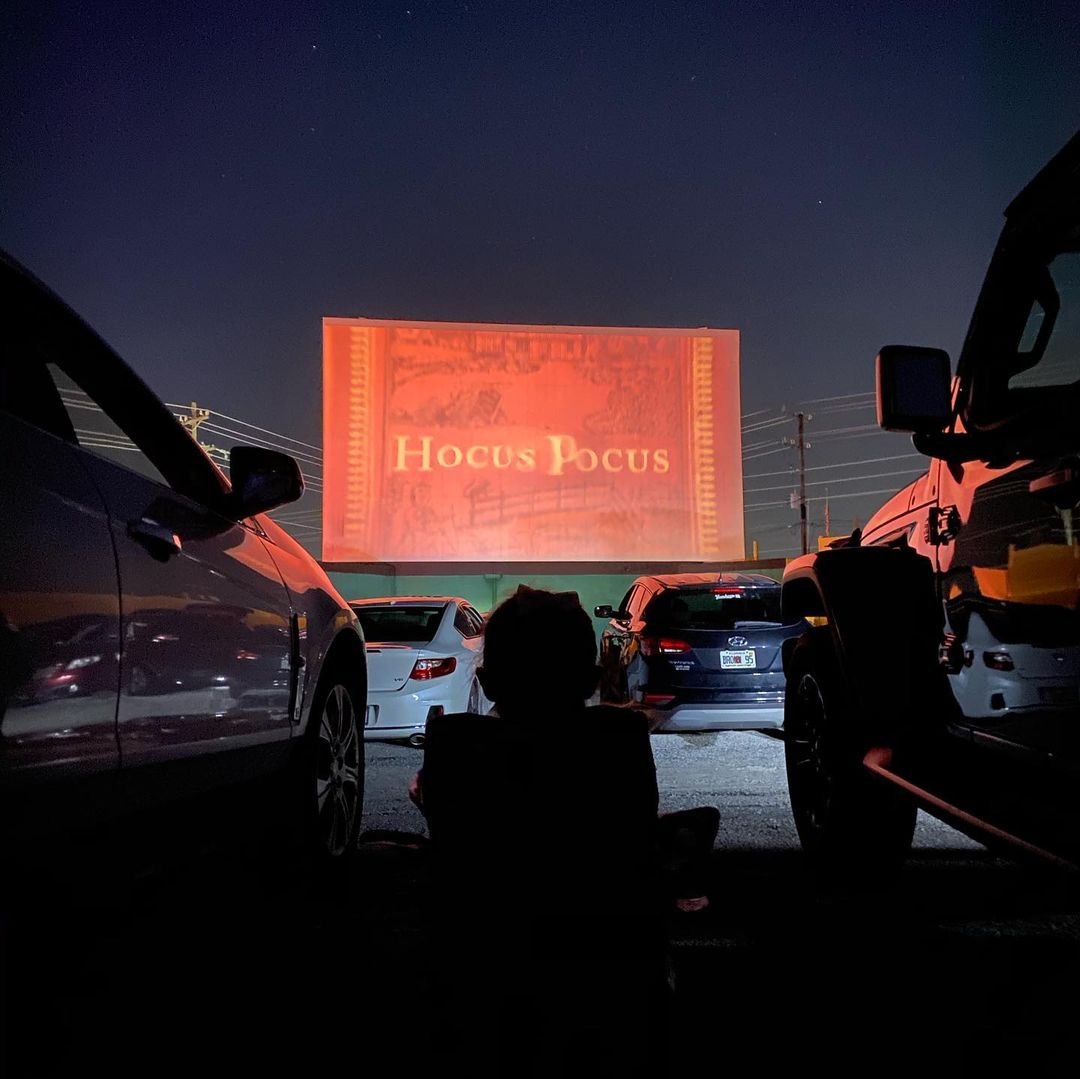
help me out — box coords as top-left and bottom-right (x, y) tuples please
(600, 583), (641, 701)
(622, 582), (659, 702)
(1, 274), (121, 823)
(35, 294), (295, 790)
(862, 465), (942, 553)
(937, 225), (1080, 769)
(453, 603), (485, 706)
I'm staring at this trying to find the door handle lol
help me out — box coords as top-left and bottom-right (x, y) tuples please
(128, 517), (183, 560)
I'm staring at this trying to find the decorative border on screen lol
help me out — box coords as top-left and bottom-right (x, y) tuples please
(691, 336), (719, 556)
(344, 325), (375, 553)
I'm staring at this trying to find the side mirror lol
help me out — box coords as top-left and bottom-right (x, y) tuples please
(227, 445), (304, 518)
(594, 605), (630, 621)
(875, 345), (952, 434)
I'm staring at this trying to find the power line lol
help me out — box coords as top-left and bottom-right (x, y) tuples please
(200, 422), (323, 467)
(744, 452), (922, 480)
(795, 390), (875, 406)
(79, 440), (141, 453)
(745, 466), (924, 495)
(805, 422), (881, 439)
(742, 446), (793, 461)
(741, 415), (793, 433)
(167, 405), (323, 453)
(745, 485), (914, 513)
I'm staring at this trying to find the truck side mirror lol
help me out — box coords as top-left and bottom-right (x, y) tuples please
(875, 345), (952, 434)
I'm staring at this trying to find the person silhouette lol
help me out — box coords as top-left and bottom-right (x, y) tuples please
(411, 584), (719, 1074)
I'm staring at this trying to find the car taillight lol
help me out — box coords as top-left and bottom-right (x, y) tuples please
(643, 693), (676, 707)
(410, 657), (457, 680)
(983, 651), (1015, 672)
(640, 638), (691, 657)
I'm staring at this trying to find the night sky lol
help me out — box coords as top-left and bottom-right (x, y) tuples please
(3, 1), (1078, 465)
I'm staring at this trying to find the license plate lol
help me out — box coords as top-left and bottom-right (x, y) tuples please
(365, 706), (377, 727)
(720, 650), (756, 670)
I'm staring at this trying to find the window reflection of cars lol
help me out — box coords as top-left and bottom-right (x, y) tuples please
(15, 615), (120, 705)
(946, 608), (1080, 720)
(123, 604), (288, 698)
(0, 249), (367, 865)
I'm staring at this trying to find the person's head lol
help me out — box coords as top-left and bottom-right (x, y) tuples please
(478, 585), (599, 714)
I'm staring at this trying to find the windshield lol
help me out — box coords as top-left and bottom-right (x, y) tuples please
(1010, 239), (1080, 394)
(646, 588), (784, 630)
(352, 605), (445, 643)
(964, 219), (1080, 434)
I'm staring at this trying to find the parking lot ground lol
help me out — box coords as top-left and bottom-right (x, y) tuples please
(3, 733), (1079, 1074)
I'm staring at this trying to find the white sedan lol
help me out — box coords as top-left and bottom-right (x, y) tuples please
(350, 596), (491, 745)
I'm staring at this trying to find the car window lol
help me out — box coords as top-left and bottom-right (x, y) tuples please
(464, 606), (485, 636)
(646, 588), (785, 629)
(7, 271), (229, 507)
(1010, 246), (1080, 392)
(353, 605), (446, 643)
(49, 364), (172, 488)
(964, 219), (1080, 430)
(616, 586), (636, 616)
(629, 585), (652, 619)
(0, 348), (76, 442)
(621, 585), (647, 619)
(453, 605), (482, 638)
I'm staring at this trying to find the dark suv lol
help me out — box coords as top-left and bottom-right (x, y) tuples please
(595, 573), (806, 732)
(1, 251), (366, 862)
(781, 129), (1080, 870)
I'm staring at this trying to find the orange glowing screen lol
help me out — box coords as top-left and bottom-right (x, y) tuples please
(322, 319), (743, 563)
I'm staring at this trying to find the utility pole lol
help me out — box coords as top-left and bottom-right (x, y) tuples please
(783, 411), (811, 555)
(178, 401), (210, 441)
(823, 487), (831, 538)
(176, 401), (223, 464)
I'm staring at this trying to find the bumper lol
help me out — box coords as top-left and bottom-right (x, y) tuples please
(646, 700), (785, 733)
(363, 689), (456, 742)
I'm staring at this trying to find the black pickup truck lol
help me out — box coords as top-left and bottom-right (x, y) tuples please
(781, 129), (1080, 871)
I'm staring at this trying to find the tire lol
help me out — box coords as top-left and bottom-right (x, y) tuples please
(784, 628), (916, 874)
(297, 665), (365, 863)
(467, 678), (481, 714)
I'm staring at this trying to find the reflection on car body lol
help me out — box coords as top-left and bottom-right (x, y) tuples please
(0, 250), (366, 862)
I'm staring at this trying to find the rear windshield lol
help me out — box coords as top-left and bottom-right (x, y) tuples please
(352, 606), (445, 643)
(646, 588), (784, 629)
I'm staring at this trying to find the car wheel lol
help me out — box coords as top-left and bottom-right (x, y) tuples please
(784, 629), (916, 874)
(467, 678), (481, 713)
(299, 669), (365, 863)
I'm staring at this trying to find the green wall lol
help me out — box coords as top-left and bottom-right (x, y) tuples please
(329, 564), (785, 644)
